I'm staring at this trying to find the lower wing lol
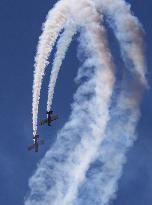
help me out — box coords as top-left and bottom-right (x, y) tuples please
(28, 144), (35, 151)
(40, 119), (48, 126)
(51, 115), (59, 121)
(39, 139), (44, 145)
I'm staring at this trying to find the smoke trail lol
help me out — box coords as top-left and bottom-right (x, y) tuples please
(71, 0), (148, 203)
(95, 0), (147, 86)
(73, 76), (144, 205)
(32, 0), (70, 135)
(47, 23), (77, 112)
(25, 2), (115, 204)
(72, 1), (148, 204)
(28, 0), (147, 205)
(54, 17), (115, 204)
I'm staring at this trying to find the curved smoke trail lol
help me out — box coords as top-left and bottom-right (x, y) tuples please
(32, 0), (70, 135)
(72, 1), (147, 203)
(26, 28), (114, 203)
(95, 0), (147, 86)
(26, 0), (115, 204)
(28, 0), (147, 205)
(73, 76), (144, 205)
(47, 23), (77, 112)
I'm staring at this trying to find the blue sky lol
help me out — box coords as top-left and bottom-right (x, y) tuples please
(0, 0), (151, 205)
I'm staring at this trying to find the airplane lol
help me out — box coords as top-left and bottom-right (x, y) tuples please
(28, 134), (44, 152)
(40, 110), (58, 126)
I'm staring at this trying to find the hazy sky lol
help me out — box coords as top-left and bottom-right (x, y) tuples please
(0, 0), (151, 205)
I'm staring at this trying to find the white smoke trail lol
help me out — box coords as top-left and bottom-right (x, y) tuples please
(32, 0), (70, 135)
(26, 1), (115, 204)
(28, 0), (147, 205)
(47, 23), (77, 112)
(71, 0), (148, 203)
(73, 80), (143, 205)
(54, 18), (115, 204)
(95, 0), (147, 86)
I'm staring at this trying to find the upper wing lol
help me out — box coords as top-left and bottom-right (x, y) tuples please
(28, 144), (35, 151)
(51, 115), (59, 121)
(40, 119), (48, 126)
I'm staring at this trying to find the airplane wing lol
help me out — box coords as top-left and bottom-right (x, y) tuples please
(28, 144), (35, 151)
(40, 119), (48, 126)
(39, 139), (45, 145)
(51, 115), (59, 121)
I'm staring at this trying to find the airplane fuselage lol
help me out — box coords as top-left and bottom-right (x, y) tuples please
(47, 115), (51, 126)
(33, 135), (39, 152)
(34, 141), (38, 152)
(40, 111), (58, 126)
